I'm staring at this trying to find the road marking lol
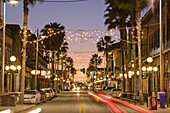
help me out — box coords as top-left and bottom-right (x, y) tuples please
(82, 95), (86, 113)
(79, 94), (86, 113)
(79, 96), (82, 113)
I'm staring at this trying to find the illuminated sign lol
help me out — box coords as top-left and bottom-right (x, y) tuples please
(31, 70), (40, 75)
(41, 70), (46, 76)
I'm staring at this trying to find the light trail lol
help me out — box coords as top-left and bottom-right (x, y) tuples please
(88, 91), (126, 113)
(98, 93), (153, 113)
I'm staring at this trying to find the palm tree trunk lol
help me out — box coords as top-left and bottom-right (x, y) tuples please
(57, 54), (60, 90)
(120, 29), (125, 92)
(133, 37), (137, 95)
(54, 52), (57, 90)
(106, 52), (109, 86)
(121, 39), (125, 92)
(51, 51), (54, 88)
(124, 29), (130, 93)
(130, 8), (137, 95)
(20, 0), (28, 104)
(67, 67), (70, 81)
(136, 0), (144, 105)
(61, 58), (64, 91)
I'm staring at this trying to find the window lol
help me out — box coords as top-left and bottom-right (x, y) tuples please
(24, 90), (36, 94)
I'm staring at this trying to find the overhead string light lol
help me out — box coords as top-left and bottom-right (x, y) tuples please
(19, 26), (119, 44)
(65, 29), (119, 43)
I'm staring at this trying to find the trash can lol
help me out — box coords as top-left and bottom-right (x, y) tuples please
(1, 94), (16, 106)
(9, 92), (20, 104)
(151, 97), (157, 110)
(159, 92), (165, 109)
(148, 97), (157, 110)
(148, 97), (152, 110)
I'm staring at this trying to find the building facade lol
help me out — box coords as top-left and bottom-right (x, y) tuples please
(141, 0), (170, 98)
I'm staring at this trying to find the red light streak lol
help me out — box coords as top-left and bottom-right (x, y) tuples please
(98, 93), (153, 113)
(88, 91), (127, 113)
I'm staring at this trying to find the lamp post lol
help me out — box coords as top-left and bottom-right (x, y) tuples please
(0, 0), (19, 94)
(153, 66), (158, 97)
(5, 56), (21, 92)
(159, 0), (164, 93)
(147, 57), (153, 96)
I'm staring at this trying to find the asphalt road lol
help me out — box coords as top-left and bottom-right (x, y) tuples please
(26, 91), (152, 113)
(37, 91), (111, 113)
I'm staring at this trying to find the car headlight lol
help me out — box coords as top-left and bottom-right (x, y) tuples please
(31, 96), (36, 99)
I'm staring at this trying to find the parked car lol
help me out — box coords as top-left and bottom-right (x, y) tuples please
(94, 85), (102, 91)
(110, 88), (123, 97)
(52, 88), (57, 97)
(24, 90), (41, 104)
(64, 85), (71, 91)
(40, 88), (53, 100)
(39, 90), (47, 101)
(102, 86), (106, 90)
(49, 88), (55, 98)
(104, 86), (115, 95)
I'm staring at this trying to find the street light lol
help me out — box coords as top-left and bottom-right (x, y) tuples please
(153, 66), (158, 97)
(147, 57), (153, 63)
(1, 0), (19, 94)
(8, 0), (19, 5)
(147, 57), (153, 96)
(5, 56), (21, 92)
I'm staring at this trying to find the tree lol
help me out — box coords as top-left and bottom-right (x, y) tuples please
(56, 42), (68, 90)
(20, 0), (44, 104)
(65, 57), (73, 80)
(97, 36), (115, 86)
(89, 54), (102, 80)
(104, 0), (151, 104)
(70, 66), (76, 83)
(104, 0), (130, 91)
(86, 64), (95, 84)
(41, 22), (65, 89)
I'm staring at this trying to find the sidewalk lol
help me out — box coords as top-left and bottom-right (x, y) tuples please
(0, 104), (36, 113)
(138, 103), (170, 113)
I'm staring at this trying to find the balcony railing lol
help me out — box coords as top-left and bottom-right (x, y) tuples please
(149, 40), (170, 57)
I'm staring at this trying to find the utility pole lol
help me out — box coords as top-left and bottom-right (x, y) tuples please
(35, 29), (38, 90)
(1, 0), (5, 94)
(159, 0), (164, 92)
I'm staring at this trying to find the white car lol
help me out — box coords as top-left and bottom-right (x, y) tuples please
(104, 86), (115, 95)
(110, 88), (123, 97)
(24, 90), (41, 104)
(94, 85), (102, 91)
(40, 88), (53, 100)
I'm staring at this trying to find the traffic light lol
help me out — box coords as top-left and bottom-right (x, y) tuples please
(80, 68), (85, 74)
(90, 71), (93, 75)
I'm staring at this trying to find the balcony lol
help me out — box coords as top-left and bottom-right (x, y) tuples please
(149, 40), (170, 57)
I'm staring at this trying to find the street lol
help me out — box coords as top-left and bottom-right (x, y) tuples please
(25, 90), (152, 113)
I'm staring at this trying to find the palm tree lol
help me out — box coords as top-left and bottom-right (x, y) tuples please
(20, 0), (44, 103)
(56, 42), (68, 90)
(104, 0), (151, 104)
(104, 0), (130, 92)
(86, 64), (95, 84)
(70, 66), (76, 83)
(97, 36), (115, 86)
(41, 22), (65, 89)
(60, 54), (68, 91)
(89, 54), (102, 80)
(66, 57), (73, 80)
(55, 42), (68, 90)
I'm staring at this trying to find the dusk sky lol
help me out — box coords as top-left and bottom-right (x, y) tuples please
(6, 0), (119, 70)
(6, 0), (119, 52)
